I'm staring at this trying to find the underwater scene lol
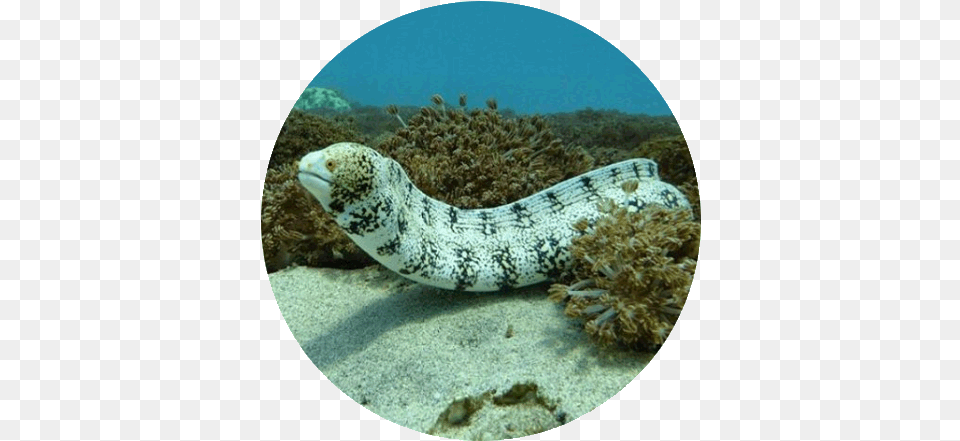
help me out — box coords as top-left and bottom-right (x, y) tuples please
(262, 3), (700, 440)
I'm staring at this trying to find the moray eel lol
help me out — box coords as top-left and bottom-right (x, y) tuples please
(298, 142), (690, 291)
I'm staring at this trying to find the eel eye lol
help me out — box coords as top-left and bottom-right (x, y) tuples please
(325, 159), (336, 171)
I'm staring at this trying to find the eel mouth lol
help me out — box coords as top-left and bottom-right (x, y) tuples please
(298, 171), (332, 184)
(297, 171), (333, 196)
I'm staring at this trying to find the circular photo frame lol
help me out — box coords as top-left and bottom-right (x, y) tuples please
(262, 3), (699, 439)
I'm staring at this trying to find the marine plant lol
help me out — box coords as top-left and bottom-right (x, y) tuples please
(586, 135), (700, 221)
(268, 109), (366, 170)
(376, 94), (595, 208)
(633, 135), (700, 220)
(544, 109), (698, 220)
(261, 110), (371, 271)
(548, 201), (700, 350)
(631, 135), (697, 190)
(545, 109), (683, 154)
(261, 162), (372, 272)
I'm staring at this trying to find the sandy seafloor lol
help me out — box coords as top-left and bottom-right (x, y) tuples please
(269, 264), (654, 440)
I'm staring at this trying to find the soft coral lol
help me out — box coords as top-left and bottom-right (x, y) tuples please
(549, 203), (700, 350)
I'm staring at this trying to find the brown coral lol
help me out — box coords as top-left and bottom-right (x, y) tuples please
(548, 203), (700, 350)
(544, 109), (698, 220)
(261, 110), (373, 272)
(632, 135), (697, 188)
(678, 181), (701, 222)
(261, 161), (372, 272)
(592, 135), (700, 220)
(545, 109), (683, 155)
(375, 94), (595, 208)
(268, 109), (366, 170)
(633, 136), (700, 221)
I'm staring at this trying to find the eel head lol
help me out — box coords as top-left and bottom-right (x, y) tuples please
(298, 142), (382, 214)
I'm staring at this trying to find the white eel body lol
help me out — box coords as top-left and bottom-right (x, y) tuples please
(298, 142), (690, 292)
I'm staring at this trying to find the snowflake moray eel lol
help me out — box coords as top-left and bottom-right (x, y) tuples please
(298, 142), (690, 292)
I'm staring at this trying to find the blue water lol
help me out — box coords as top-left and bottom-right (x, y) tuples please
(307, 2), (672, 116)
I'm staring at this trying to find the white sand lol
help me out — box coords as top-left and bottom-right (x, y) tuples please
(269, 265), (652, 440)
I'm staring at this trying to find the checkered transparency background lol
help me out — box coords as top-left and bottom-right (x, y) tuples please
(5, 0), (954, 439)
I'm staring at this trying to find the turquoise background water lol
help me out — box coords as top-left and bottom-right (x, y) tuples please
(307, 2), (672, 115)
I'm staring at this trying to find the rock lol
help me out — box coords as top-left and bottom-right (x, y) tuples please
(293, 87), (351, 111)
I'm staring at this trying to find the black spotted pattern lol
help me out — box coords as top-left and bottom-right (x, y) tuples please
(423, 239), (440, 272)
(660, 189), (680, 208)
(397, 237), (440, 278)
(396, 210), (408, 236)
(631, 162), (641, 180)
(479, 211), (496, 235)
(344, 199), (389, 235)
(328, 198), (345, 215)
(447, 206), (459, 231)
(452, 246), (479, 290)
(507, 201), (535, 228)
(510, 202), (528, 222)
(376, 235), (401, 256)
(415, 240), (439, 281)
(546, 191), (564, 211)
(420, 196), (434, 226)
(397, 238), (426, 275)
(316, 145), (691, 292)
(632, 160), (656, 180)
(532, 233), (569, 279)
(579, 175), (602, 202)
(490, 246), (519, 290)
(510, 202), (525, 218)
(328, 152), (377, 214)
(579, 176), (597, 195)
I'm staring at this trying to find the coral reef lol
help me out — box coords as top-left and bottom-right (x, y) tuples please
(599, 135), (696, 186)
(263, 95), (701, 276)
(545, 108), (683, 154)
(548, 202), (700, 350)
(269, 109), (366, 170)
(306, 104), (409, 140)
(634, 136), (700, 221)
(262, 110), (371, 272)
(624, 135), (700, 221)
(375, 95), (595, 208)
(261, 162), (372, 273)
(293, 87), (352, 112)
(588, 135), (699, 221)
(678, 181), (701, 222)
(543, 109), (698, 220)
